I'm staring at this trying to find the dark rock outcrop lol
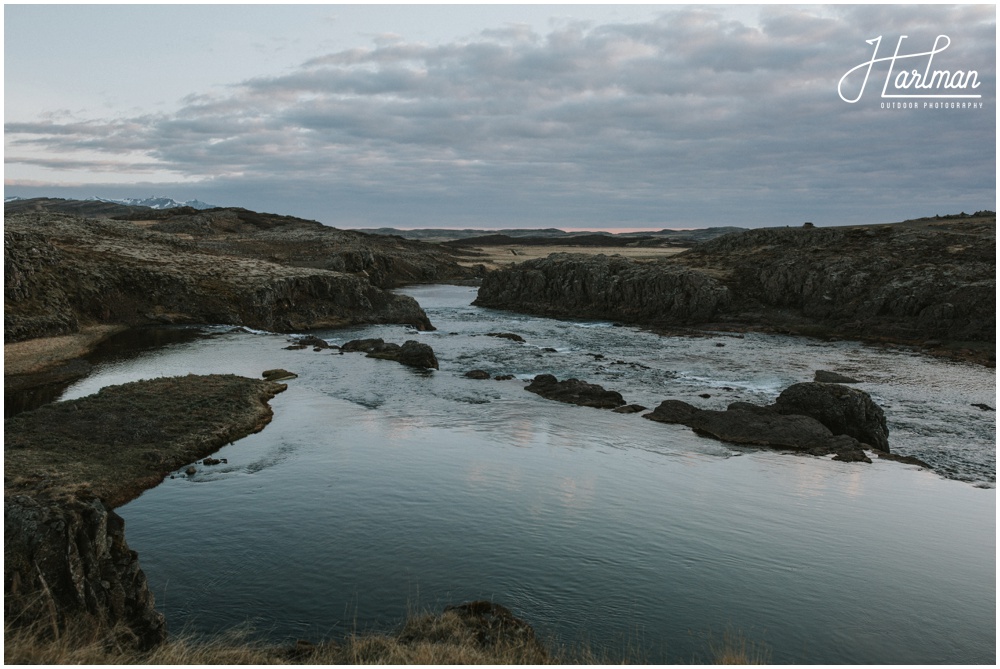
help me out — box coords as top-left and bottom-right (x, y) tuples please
(475, 253), (731, 324)
(342, 338), (439, 370)
(644, 382), (895, 463)
(474, 217), (996, 363)
(773, 382), (889, 451)
(525, 374), (626, 409)
(5, 494), (166, 649)
(263, 368), (298, 381)
(465, 370), (491, 379)
(340, 338), (387, 353)
(644, 399), (871, 462)
(4, 375), (285, 648)
(5, 212), (437, 343)
(396, 341), (439, 370)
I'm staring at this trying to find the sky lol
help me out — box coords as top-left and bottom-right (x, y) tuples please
(4, 4), (996, 230)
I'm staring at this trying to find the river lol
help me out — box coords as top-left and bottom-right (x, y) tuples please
(59, 284), (995, 663)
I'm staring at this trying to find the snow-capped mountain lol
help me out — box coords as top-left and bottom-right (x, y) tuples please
(85, 196), (217, 210)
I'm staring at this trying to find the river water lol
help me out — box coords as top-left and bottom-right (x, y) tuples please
(59, 285), (995, 663)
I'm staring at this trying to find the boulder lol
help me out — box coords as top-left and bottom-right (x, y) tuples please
(351, 339), (438, 370)
(613, 403), (648, 414)
(773, 382), (889, 451)
(262, 368), (298, 381)
(341, 338), (387, 353)
(465, 370), (491, 380)
(814, 370), (860, 383)
(486, 332), (526, 343)
(293, 335), (331, 349)
(397, 340), (439, 370)
(525, 374), (626, 409)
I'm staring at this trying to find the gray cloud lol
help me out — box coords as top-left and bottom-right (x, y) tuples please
(5, 5), (995, 228)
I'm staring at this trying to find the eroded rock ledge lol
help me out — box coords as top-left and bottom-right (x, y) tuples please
(4, 374), (286, 649)
(475, 217), (996, 363)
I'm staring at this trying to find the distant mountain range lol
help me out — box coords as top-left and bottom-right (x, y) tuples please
(4, 195), (217, 210)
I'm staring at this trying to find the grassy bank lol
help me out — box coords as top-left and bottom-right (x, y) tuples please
(4, 611), (769, 665)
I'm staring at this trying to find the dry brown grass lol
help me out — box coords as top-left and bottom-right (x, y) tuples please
(457, 245), (687, 270)
(4, 325), (125, 375)
(4, 615), (773, 665)
(708, 629), (772, 665)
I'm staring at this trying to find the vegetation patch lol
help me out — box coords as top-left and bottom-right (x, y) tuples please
(5, 374), (286, 508)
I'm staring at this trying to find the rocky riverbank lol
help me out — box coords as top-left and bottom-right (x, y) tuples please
(5, 374), (286, 649)
(5, 212), (445, 345)
(475, 215), (996, 365)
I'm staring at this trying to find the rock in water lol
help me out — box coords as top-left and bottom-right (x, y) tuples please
(397, 340), (439, 370)
(465, 370), (491, 379)
(773, 382), (889, 452)
(525, 374), (626, 409)
(341, 338), (387, 353)
(262, 368), (298, 381)
(643, 399), (872, 462)
(814, 370), (860, 383)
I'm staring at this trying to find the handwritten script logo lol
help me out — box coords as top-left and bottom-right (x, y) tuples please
(839, 35), (981, 103)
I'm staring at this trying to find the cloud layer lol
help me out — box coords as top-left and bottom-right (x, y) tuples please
(5, 5), (995, 228)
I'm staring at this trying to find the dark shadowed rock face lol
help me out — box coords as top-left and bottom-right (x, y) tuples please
(773, 382), (889, 451)
(4, 213), (435, 343)
(525, 374), (626, 409)
(475, 253), (731, 324)
(5, 494), (166, 650)
(474, 219), (996, 361)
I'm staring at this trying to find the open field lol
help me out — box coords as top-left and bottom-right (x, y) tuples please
(455, 244), (688, 270)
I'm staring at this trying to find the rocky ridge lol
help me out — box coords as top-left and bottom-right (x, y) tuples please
(5, 212), (437, 343)
(475, 216), (996, 363)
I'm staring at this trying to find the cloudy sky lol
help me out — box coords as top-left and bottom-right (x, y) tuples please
(4, 4), (995, 229)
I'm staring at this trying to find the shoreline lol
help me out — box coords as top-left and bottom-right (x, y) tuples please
(4, 324), (126, 376)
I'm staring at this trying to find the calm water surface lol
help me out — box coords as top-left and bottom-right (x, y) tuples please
(61, 285), (995, 664)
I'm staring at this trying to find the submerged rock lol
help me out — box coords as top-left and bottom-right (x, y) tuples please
(465, 370), (491, 380)
(486, 332), (526, 343)
(525, 374), (626, 409)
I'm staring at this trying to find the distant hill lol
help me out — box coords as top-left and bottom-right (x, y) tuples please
(366, 226), (746, 245)
(4, 196), (217, 216)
